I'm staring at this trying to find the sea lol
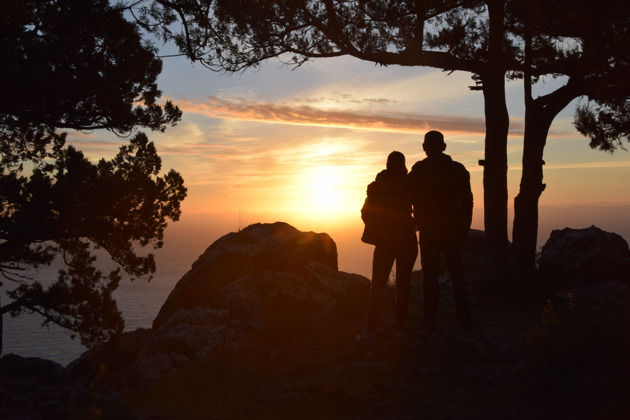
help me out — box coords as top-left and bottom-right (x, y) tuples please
(2, 205), (629, 366)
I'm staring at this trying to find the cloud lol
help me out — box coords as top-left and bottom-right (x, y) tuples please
(64, 138), (121, 151)
(176, 95), (525, 135)
(544, 161), (630, 170)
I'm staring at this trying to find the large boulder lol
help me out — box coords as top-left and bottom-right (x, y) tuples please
(153, 221), (340, 328)
(68, 222), (369, 391)
(539, 225), (630, 285)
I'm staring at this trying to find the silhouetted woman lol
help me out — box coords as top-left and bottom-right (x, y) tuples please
(356, 151), (418, 345)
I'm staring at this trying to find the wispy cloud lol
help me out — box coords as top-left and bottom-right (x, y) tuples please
(176, 95), (525, 135)
(544, 161), (630, 170)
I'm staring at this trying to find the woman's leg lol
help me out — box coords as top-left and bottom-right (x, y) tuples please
(366, 245), (395, 333)
(394, 241), (418, 331)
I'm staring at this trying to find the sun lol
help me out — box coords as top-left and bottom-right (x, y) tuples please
(303, 165), (354, 218)
(309, 171), (343, 211)
(279, 161), (369, 228)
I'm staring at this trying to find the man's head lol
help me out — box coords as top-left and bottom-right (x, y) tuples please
(423, 130), (446, 157)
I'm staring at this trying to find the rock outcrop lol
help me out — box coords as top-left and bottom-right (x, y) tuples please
(153, 221), (341, 329)
(68, 222), (369, 391)
(539, 225), (630, 285)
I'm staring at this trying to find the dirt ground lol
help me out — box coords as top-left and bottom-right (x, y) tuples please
(116, 278), (630, 420)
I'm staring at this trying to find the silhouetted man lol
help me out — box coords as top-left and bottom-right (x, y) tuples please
(409, 131), (473, 336)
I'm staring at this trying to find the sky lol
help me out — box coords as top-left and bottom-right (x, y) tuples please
(67, 50), (630, 260)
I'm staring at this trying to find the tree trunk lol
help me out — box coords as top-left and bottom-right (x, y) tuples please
(481, 72), (510, 269)
(511, 105), (551, 287)
(511, 55), (582, 292)
(1, 295), (3, 356)
(480, 0), (510, 269)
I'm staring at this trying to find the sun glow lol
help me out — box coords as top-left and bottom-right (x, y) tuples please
(306, 166), (345, 211)
(298, 165), (361, 223)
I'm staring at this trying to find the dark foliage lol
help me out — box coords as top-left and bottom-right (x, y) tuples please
(575, 102), (630, 153)
(0, 0), (182, 134)
(1, 131), (187, 348)
(0, 0), (186, 349)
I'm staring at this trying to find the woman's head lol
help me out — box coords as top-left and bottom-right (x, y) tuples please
(387, 151), (407, 174)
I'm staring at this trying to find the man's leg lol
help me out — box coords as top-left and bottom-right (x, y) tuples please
(444, 240), (471, 329)
(419, 232), (440, 330)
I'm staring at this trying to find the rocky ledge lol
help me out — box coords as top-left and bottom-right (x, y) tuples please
(2, 222), (630, 419)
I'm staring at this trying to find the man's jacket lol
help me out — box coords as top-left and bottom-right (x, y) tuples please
(408, 153), (473, 240)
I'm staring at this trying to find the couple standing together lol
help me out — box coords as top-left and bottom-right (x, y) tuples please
(358, 130), (473, 344)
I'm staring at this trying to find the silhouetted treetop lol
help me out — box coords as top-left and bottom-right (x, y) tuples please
(0, 0), (181, 135)
(135, 0), (502, 73)
(506, 0), (630, 153)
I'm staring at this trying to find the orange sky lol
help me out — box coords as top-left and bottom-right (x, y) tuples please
(69, 55), (630, 241)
